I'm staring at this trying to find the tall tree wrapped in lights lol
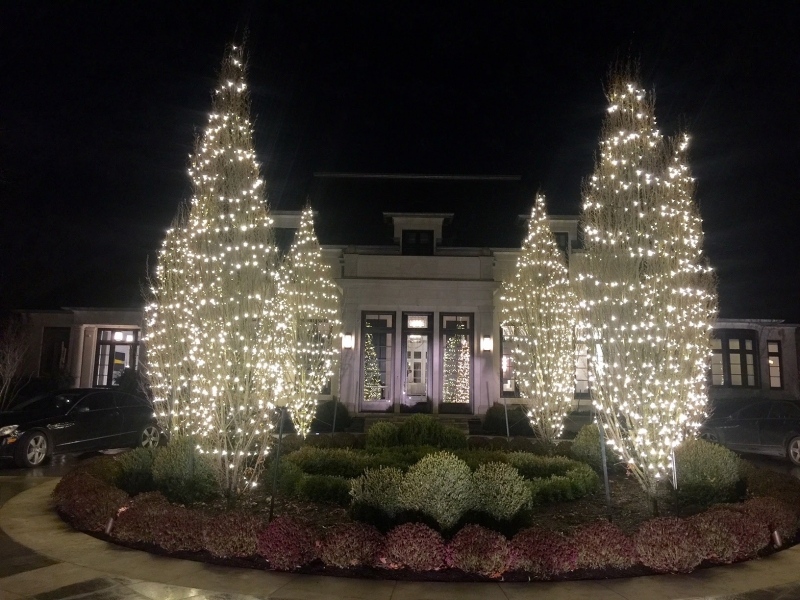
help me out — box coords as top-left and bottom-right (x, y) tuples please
(500, 195), (577, 445)
(145, 44), (278, 497)
(271, 207), (341, 437)
(577, 71), (717, 510)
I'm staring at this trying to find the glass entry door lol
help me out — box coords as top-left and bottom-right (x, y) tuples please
(402, 313), (432, 412)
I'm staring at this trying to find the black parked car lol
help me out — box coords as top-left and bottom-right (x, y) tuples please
(0, 388), (163, 468)
(700, 400), (800, 466)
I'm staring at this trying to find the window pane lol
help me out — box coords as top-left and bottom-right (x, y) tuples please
(443, 315), (471, 330)
(768, 342), (779, 353)
(770, 357), (781, 367)
(712, 373), (724, 385)
(745, 354), (753, 365)
(771, 376), (782, 389)
(745, 340), (753, 350)
(747, 374), (755, 386)
(443, 333), (471, 403)
(407, 315), (429, 329)
(730, 362), (742, 375)
(729, 339), (740, 350)
(711, 338), (722, 349)
(731, 373), (742, 386)
(363, 331), (392, 402)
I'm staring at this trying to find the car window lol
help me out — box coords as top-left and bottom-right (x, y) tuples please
(736, 403), (771, 419)
(73, 392), (115, 412)
(13, 392), (83, 414)
(113, 392), (150, 409)
(769, 402), (800, 419)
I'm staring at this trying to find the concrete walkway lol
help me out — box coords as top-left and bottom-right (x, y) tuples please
(2, 480), (800, 600)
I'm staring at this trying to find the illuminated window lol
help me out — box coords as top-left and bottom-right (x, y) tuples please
(575, 344), (590, 395)
(94, 329), (139, 387)
(441, 314), (473, 411)
(711, 330), (758, 388)
(361, 313), (394, 410)
(768, 341), (783, 390)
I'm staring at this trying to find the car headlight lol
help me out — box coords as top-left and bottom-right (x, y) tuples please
(0, 425), (19, 437)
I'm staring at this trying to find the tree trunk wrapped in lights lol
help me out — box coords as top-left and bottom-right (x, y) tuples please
(145, 44), (278, 497)
(500, 194), (577, 445)
(271, 207), (341, 437)
(576, 70), (717, 509)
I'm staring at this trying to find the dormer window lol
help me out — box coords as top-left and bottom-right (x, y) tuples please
(402, 230), (434, 255)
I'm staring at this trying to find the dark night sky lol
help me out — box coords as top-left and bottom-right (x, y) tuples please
(1, 2), (798, 321)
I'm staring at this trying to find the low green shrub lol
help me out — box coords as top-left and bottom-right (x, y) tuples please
(299, 475), (351, 506)
(508, 527), (578, 577)
(528, 463), (599, 505)
(439, 426), (468, 449)
(507, 453), (584, 479)
(263, 459), (305, 497)
(256, 516), (317, 571)
(151, 437), (220, 505)
(203, 511), (264, 558)
(320, 522), (384, 568)
(473, 462), (531, 521)
(467, 436), (490, 449)
(367, 445), (438, 470)
(634, 517), (704, 573)
(488, 437), (510, 451)
(350, 467), (404, 518)
(675, 438), (741, 505)
(571, 521), (636, 570)
(508, 437), (536, 453)
(570, 424), (605, 472)
(115, 447), (157, 495)
(382, 523), (446, 570)
(398, 451), (475, 530)
(398, 414), (444, 446)
(286, 446), (369, 479)
(446, 524), (510, 577)
(76, 455), (124, 485)
(454, 449), (510, 471)
(311, 399), (352, 433)
(482, 403), (534, 436)
(365, 421), (399, 449)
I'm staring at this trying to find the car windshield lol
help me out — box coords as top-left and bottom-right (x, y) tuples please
(11, 392), (84, 414)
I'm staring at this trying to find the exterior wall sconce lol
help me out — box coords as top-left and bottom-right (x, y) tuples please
(342, 333), (355, 350)
(481, 335), (493, 352)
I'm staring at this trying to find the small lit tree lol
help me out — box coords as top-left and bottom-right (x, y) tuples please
(145, 44), (278, 497)
(271, 207), (341, 437)
(363, 329), (383, 401)
(577, 70), (717, 511)
(500, 194), (577, 445)
(443, 333), (470, 403)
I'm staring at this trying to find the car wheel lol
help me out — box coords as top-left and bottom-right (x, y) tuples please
(787, 437), (800, 466)
(700, 430), (720, 444)
(14, 431), (49, 468)
(137, 425), (161, 449)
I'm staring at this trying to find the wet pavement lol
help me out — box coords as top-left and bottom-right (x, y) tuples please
(2, 451), (800, 599)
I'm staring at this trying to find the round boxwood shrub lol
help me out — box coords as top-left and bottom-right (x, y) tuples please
(366, 421), (400, 449)
(398, 451), (475, 530)
(571, 520), (636, 570)
(203, 511), (264, 558)
(263, 459), (305, 497)
(508, 527), (578, 577)
(286, 446), (369, 479)
(151, 437), (220, 505)
(320, 522), (384, 568)
(311, 399), (352, 433)
(298, 474), (351, 506)
(570, 424), (605, 472)
(675, 437), (741, 505)
(634, 517), (705, 573)
(689, 509), (770, 563)
(439, 426), (468, 450)
(350, 466), (404, 518)
(256, 516), (317, 571)
(528, 463), (599, 505)
(472, 462), (531, 521)
(398, 414), (444, 447)
(382, 523), (446, 571)
(446, 524), (510, 577)
(115, 447), (157, 495)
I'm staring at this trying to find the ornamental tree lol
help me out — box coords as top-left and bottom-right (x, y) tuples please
(145, 44), (278, 497)
(576, 70), (717, 509)
(500, 194), (577, 445)
(271, 207), (341, 437)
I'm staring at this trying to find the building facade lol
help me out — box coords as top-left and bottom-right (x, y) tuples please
(15, 212), (800, 417)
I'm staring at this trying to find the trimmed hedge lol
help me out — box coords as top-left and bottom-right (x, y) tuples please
(571, 521), (636, 570)
(298, 475), (351, 506)
(320, 523), (384, 568)
(382, 523), (447, 571)
(509, 527), (578, 577)
(446, 524), (510, 577)
(472, 462), (531, 521)
(350, 467), (404, 518)
(151, 437), (220, 505)
(675, 438), (741, 505)
(634, 517), (705, 573)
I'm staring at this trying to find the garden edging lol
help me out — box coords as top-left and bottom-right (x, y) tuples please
(4, 478), (800, 600)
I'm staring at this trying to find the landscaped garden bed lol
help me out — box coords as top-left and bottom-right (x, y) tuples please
(53, 416), (800, 581)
